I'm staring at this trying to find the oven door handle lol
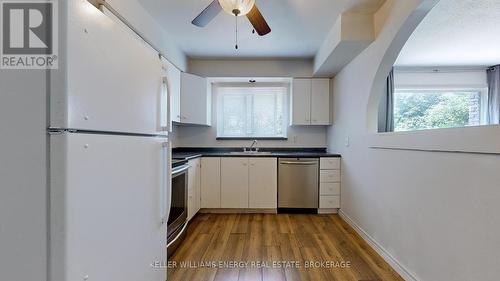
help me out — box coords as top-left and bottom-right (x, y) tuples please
(172, 164), (189, 176)
(167, 222), (188, 248)
(161, 142), (171, 226)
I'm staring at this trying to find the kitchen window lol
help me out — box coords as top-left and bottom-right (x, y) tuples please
(216, 84), (288, 139)
(393, 89), (488, 132)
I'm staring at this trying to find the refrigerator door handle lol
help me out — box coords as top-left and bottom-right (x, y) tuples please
(160, 141), (172, 225)
(159, 76), (171, 133)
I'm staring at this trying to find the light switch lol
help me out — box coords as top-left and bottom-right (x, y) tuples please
(345, 136), (350, 147)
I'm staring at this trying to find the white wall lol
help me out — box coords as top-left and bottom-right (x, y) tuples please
(188, 59), (314, 77)
(107, 0), (187, 70)
(394, 69), (488, 88)
(0, 50), (49, 281)
(175, 59), (328, 148)
(328, 1), (500, 281)
(0, 71), (48, 281)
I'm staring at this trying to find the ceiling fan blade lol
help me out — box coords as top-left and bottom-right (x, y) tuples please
(246, 4), (271, 36)
(191, 0), (222, 27)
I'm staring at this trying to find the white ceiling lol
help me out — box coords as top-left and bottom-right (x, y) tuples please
(395, 0), (500, 67)
(138, 0), (384, 59)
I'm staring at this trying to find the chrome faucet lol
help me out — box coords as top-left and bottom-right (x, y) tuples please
(245, 139), (258, 152)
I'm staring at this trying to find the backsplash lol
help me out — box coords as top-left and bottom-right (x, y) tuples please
(172, 147), (328, 153)
(169, 125), (179, 148)
(174, 125), (327, 148)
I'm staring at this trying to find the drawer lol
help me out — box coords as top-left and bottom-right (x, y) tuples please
(320, 170), (340, 182)
(320, 195), (340, 209)
(320, 182), (340, 195)
(320, 158), (340, 170)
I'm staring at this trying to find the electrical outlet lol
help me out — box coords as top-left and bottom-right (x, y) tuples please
(293, 135), (298, 143)
(345, 136), (350, 147)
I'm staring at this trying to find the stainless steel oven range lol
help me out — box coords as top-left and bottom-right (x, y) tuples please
(167, 159), (189, 258)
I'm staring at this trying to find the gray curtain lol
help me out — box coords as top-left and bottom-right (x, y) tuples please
(487, 65), (500, 124)
(378, 68), (395, 132)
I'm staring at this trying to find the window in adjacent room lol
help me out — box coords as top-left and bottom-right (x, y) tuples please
(393, 89), (488, 132)
(216, 84), (288, 139)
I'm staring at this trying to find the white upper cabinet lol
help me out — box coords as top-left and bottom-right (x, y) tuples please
(161, 58), (181, 124)
(311, 79), (330, 125)
(180, 73), (211, 126)
(290, 78), (331, 126)
(67, 4), (162, 134)
(291, 79), (312, 125)
(220, 158), (249, 208)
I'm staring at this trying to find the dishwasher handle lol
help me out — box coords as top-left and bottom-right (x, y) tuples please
(280, 160), (318, 165)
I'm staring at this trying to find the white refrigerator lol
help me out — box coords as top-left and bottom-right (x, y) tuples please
(49, 1), (170, 281)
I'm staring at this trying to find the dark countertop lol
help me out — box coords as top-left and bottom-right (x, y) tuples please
(171, 152), (204, 161)
(172, 147), (341, 160)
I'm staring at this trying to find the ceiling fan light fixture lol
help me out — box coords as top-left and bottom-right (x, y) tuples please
(218, 0), (255, 16)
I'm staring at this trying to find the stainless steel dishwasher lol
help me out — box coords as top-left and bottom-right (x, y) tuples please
(278, 158), (319, 212)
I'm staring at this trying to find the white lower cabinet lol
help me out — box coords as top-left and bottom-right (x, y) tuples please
(202, 157), (278, 209)
(221, 158), (249, 208)
(320, 182), (341, 196)
(319, 196), (340, 209)
(200, 157), (221, 208)
(249, 158), (277, 209)
(199, 156), (341, 211)
(320, 170), (341, 183)
(187, 158), (201, 221)
(319, 157), (341, 212)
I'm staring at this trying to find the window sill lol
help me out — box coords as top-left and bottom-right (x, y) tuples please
(369, 125), (500, 155)
(216, 137), (288, 141)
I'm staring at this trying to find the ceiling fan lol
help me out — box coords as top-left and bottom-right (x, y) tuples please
(191, 0), (271, 48)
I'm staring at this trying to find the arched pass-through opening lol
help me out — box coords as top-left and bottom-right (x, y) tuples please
(366, 0), (500, 154)
(366, 0), (440, 132)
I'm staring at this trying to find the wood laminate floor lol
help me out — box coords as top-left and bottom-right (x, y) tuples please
(167, 213), (403, 281)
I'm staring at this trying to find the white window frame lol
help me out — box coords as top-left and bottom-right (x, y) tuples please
(393, 86), (489, 131)
(214, 82), (290, 139)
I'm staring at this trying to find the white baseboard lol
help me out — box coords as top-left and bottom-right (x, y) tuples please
(338, 209), (418, 281)
(318, 208), (339, 214)
(199, 208), (277, 214)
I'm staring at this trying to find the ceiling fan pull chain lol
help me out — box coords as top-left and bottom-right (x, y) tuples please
(235, 14), (238, 50)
